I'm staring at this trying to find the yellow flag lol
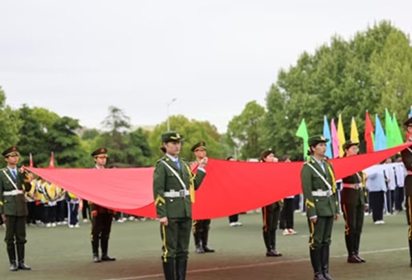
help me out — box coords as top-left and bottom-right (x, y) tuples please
(337, 114), (346, 157)
(350, 117), (359, 143)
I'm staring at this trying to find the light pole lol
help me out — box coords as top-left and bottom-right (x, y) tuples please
(167, 98), (177, 131)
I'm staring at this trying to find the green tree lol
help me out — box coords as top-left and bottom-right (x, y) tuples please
(96, 107), (152, 166)
(123, 128), (152, 167)
(17, 105), (55, 167)
(263, 21), (409, 159)
(0, 87), (22, 155)
(226, 101), (265, 159)
(371, 29), (412, 119)
(47, 116), (88, 167)
(81, 129), (100, 141)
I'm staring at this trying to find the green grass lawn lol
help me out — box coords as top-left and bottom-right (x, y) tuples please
(0, 212), (411, 280)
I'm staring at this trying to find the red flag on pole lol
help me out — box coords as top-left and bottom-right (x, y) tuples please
(29, 153), (33, 168)
(365, 110), (375, 153)
(49, 152), (55, 169)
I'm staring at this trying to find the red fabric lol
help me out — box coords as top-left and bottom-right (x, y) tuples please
(26, 142), (412, 219)
(365, 111), (375, 153)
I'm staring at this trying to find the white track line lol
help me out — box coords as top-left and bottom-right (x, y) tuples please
(101, 247), (409, 280)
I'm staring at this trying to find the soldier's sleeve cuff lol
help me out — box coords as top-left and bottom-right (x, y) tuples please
(197, 167), (206, 173)
(309, 215), (317, 220)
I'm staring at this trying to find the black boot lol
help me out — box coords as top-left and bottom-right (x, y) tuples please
(101, 238), (116, 261)
(263, 231), (272, 256)
(409, 239), (412, 267)
(321, 246), (332, 280)
(175, 259), (188, 280)
(162, 261), (176, 280)
(16, 244), (31, 270)
(10, 261), (18, 272)
(194, 232), (204, 254)
(91, 240), (100, 263)
(353, 233), (366, 262)
(7, 245), (18, 271)
(202, 230), (215, 253)
(344, 234), (352, 258)
(269, 230), (282, 257)
(310, 248), (325, 280)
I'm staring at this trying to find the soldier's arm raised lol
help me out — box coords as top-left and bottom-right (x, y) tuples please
(193, 157), (207, 190)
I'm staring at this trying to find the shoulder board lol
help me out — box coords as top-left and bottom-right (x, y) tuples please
(156, 157), (167, 164)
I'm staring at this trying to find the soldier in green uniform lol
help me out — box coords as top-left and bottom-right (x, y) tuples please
(341, 140), (368, 263)
(400, 117), (412, 267)
(191, 141), (215, 254)
(260, 149), (283, 257)
(0, 146), (33, 271)
(90, 148), (116, 263)
(153, 132), (207, 280)
(301, 136), (339, 280)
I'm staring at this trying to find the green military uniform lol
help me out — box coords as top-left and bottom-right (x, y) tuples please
(341, 140), (368, 263)
(0, 146), (32, 271)
(153, 132), (206, 280)
(89, 148), (116, 263)
(191, 141), (215, 254)
(301, 136), (339, 280)
(400, 117), (412, 267)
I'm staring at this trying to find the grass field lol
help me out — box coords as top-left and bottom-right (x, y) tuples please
(0, 212), (411, 280)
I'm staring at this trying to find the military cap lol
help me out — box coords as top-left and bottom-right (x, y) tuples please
(2, 146), (19, 157)
(404, 117), (412, 127)
(91, 148), (108, 157)
(260, 149), (274, 160)
(161, 131), (183, 143)
(343, 140), (359, 151)
(191, 141), (206, 152)
(308, 135), (329, 147)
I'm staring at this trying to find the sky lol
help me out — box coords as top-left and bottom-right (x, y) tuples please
(0, 0), (411, 133)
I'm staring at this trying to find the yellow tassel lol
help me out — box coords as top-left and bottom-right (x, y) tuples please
(327, 164), (336, 193)
(190, 185), (195, 203)
(183, 163), (196, 203)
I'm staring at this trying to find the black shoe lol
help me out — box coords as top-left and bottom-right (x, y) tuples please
(93, 255), (101, 263)
(18, 261), (31, 270)
(195, 245), (205, 254)
(101, 255), (116, 261)
(323, 271), (333, 280)
(347, 254), (362, 263)
(355, 254), (366, 263)
(10, 262), (18, 272)
(314, 272), (326, 280)
(203, 245), (215, 253)
(266, 250), (282, 257)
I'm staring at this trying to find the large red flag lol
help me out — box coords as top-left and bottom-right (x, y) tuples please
(365, 111), (374, 153)
(26, 142), (412, 220)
